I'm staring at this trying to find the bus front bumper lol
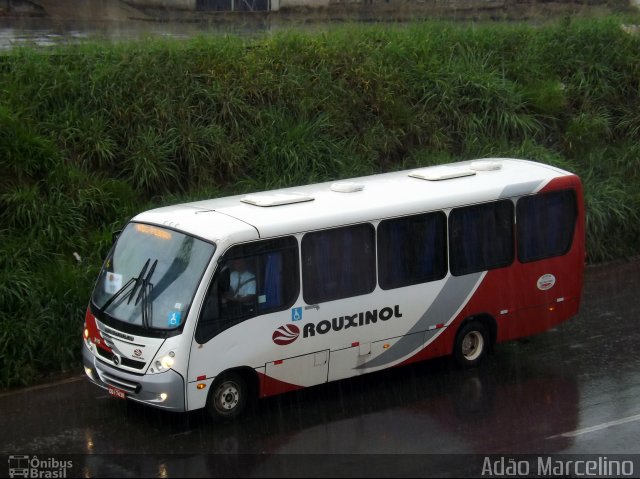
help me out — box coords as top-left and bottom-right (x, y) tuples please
(82, 343), (186, 411)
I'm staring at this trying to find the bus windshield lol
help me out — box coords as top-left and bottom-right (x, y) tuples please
(92, 222), (215, 331)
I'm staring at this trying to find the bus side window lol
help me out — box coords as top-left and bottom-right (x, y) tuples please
(301, 223), (376, 304)
(517, 190), (577, 263)
(378, 212), (447, 290)
(194, 270), (226, 343)
(195, 236), (299, 344)
(449, 200), (514, 276)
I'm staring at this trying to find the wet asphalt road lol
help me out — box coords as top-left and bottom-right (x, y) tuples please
(1, 260), (639, 477)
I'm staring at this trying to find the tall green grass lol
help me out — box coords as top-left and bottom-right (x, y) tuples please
(1, 18), (639, 388)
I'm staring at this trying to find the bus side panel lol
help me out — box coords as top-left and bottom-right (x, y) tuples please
(394, 328), (455, 368)
(456, 175), (585, 343)
(394, 262), (582, 369)
(190, 173), (586, 400)
(264, 350), (329, 393)
(397, 176), (585, 366)
(499, 175), (585, 341)
(258, 371), (305, 398)
(500, 298), (580, 340)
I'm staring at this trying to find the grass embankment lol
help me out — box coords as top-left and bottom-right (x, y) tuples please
(1, 18), (639, 388)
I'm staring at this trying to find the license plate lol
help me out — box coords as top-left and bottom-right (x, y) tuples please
(108, 386), (126, 400)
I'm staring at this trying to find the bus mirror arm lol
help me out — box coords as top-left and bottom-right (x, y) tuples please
(112, 230), (121, 244)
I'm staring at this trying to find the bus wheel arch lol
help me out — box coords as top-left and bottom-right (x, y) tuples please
(453, 314), (496, 369)
(206, 367), (258, 421)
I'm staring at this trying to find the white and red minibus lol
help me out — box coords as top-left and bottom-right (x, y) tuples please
(82, 158), (585, 420)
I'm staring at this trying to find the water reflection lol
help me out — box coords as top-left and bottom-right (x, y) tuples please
(68, 357), (581, 476)
(0, 16), (269, 50)
(96, 355), (579, 454)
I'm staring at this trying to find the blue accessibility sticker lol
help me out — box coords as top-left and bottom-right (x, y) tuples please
(291, 307), (303, 322)
(168, 311), (182, 327)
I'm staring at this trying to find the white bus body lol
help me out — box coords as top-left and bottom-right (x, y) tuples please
(82, 158), (585, 419)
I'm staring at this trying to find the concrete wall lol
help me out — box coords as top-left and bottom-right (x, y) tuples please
(280, 0), (329, 7)
(127, 0), (196, 9)
(70, 0), (640, 13)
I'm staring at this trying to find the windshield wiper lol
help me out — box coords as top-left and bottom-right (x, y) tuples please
(135, 259), (157, 306)
(99, 277), (136, 313)
(127, 258), (150, 306)
(99, 258), (157, 330)
(142, 282), (153, 331)
(136, 259), (158, 330)
(100, 259), (152, 316)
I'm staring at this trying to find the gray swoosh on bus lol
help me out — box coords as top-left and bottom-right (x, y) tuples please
(356, 272), (483, 369)
(356, 179), (544, 370)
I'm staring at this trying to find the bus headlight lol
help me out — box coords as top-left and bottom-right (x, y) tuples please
(154, 351), (176, 371)
(160, 355), (175, 369)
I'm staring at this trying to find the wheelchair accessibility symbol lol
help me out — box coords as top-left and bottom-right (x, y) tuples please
(291, 307), (303, 322)
(168, 311), (182, 327)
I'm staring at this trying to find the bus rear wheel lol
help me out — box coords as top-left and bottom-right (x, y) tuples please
(454, 321), (489, 369)
(207, 372), (248, 422)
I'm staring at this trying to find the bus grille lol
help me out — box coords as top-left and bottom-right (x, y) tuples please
(101, 372), (141, 394)
(96, 347), (146, 370)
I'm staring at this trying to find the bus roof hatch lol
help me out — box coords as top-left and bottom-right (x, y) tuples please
(240, 192), (315, 207)
(409, 166), (476, 181)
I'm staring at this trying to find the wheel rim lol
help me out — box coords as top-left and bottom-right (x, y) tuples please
(214, 381), (240, 413)
(461, 331), (484, 361)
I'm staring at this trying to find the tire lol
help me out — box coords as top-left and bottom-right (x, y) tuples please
(207, 372), (248, 422)
(453, 321), (489, 369)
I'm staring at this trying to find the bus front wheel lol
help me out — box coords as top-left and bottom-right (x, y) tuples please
(454, 321), (489, 369)
(207, 372), (248, 421)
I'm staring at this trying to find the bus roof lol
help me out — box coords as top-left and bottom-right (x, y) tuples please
(134, 158), (575, 243)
